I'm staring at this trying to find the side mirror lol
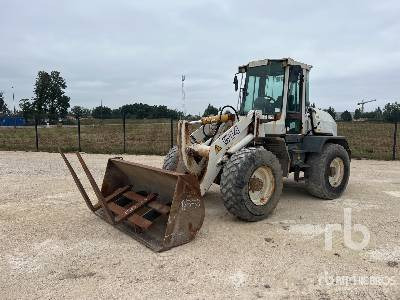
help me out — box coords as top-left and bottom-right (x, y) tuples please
(233, 75), (238, 91)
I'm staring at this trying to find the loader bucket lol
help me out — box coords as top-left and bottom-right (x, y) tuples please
(60, 151), (204, 252)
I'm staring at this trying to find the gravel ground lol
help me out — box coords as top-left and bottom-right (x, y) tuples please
(0, 151), (399, 299)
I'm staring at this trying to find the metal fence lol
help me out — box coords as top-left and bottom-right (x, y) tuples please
(0, 119), (399, 160)
(337, 122), (399, 160)
(0, 118), (177, 155)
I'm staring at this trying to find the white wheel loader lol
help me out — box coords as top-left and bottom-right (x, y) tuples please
(61, 58), (350, 251)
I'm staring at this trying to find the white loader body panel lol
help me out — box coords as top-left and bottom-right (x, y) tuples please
(312, 108), (337, 136)
(262, 119), (286, 135)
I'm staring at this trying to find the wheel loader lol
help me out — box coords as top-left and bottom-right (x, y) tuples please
(61, 58), (351, 251)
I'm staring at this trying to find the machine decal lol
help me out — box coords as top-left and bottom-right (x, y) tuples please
(221, 125), (240, 145)
(215, 144), (222, 153)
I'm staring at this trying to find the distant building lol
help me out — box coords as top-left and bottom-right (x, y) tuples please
(0, 116), (26, 126)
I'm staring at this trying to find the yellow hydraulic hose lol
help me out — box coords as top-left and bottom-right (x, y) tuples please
(201, 114), (235, 125)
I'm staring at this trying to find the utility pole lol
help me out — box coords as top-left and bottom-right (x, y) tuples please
(393, 122), (398, 160)
(181, 75), (186, 119)
(12, 86), (16, 128)
(100, 99), (103, 124)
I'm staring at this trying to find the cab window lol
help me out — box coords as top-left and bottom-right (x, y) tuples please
(287, 66), (302, 113)
(241, 61), (285, 115)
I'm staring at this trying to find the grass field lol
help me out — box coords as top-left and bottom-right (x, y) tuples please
(0, 122), (177, 155)
(0, 121), (398, 159)
(338, 122), (399, 160)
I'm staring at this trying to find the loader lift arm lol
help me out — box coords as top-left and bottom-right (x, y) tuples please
(178, 110), (263, 195)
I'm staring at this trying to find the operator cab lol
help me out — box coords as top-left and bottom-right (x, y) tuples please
(235, 58), (312, 135)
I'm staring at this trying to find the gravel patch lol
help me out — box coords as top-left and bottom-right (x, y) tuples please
(0, 151), (399, 299)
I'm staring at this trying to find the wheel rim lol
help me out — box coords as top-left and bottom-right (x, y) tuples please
(328, 157), (345, 188)
(248, 166), (275, 206)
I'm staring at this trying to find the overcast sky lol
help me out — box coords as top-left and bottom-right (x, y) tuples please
(1, 0), (399, 114)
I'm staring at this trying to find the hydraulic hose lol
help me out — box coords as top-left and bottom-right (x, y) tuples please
(200, 105), (240, 141)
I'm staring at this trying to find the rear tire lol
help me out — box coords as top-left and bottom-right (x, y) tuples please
(305, 143), (350, 199)
(220, 147), (283, 221)
(162, 146), (179, 171)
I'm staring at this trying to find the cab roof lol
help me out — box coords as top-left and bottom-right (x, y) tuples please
(239, 58), (312, 73)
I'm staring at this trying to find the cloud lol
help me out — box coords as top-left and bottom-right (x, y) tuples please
(0, 0), (399, 113)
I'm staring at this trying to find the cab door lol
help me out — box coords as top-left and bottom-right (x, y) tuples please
(285, 65), (304, 134)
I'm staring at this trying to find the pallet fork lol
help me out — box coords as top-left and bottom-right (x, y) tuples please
(60, 151), (204, 252)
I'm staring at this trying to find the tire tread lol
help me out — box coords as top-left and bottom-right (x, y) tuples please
(305, 143), (350, 199)
(220, 147), (283, 221)
(162, 146), (178, 171)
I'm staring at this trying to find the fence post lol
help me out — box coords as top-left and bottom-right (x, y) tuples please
(123, 113), (126, 153)
(35, 117), (39, 151)
(170, 118), (174, 149)
(77, 117), (81, 152)
(393, 122), (398, 160)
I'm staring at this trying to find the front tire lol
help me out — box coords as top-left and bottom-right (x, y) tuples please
(162, 146), (179, 171)
(220, 147), (283, 221)
(305, 143), (350, 199)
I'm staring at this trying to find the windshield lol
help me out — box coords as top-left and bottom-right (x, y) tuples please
(240, 61), (285, 115)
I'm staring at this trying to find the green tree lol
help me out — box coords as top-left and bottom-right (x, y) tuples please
(0, 91), (9, 114)
(71, 106), (90, 118)
(117, 103), (180, 119)
(92, 105), (112, 119)
(374, 107), (383, 120)
(19, 98), (34, 119)
(112, 108), (122, 118)
(383, 102), (400, 160)
(383, 102), (400, 123)
(32, 71), (50, 116)
(203, 104), (218, 117)
(20, 70), (70, 121)
(323, 106), (336, 120)
(354, 108), (362, 120)
(46, 71), (70, 120)
(361, 107), (383, 121)
(341, 110), (352, 122)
